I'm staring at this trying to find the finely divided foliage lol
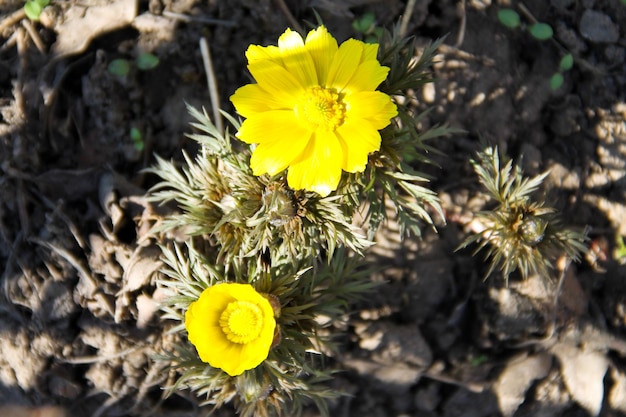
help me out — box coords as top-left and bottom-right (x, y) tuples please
(147, 23), (582, 417)
(458, 146), (587, 281)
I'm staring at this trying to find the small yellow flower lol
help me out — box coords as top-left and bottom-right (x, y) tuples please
(185, 283), (276, 376)
(230, 26), (398, 197)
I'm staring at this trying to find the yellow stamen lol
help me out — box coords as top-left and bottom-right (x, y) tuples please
(295, 86), (346, 131)
(219, 301), (264, 344)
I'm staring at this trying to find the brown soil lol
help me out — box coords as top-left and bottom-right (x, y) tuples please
(1, 0), (626, 416)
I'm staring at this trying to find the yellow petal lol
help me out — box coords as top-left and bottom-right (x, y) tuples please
(228, 282), (266, 301)
(326, 39), (364, 92)
(237, 109), (306, 144)
(246, 44), (281, 65)
(250, 136), (311, 176)
(230, 84), (287, 117)
(192, 325), (230, 364)
(277, 28), (318, 87)
(215, 343), (247, 376)
(360, 42), (379, 63)
(278, 28), (305, 49)
(304, 26), (338, 86)
(336, 119), (381, 172)
(344, 91), (397, 129)
(343, 60), (390, 93)
(287, 129), (343, 196)
(248, 60), (303, 106)
(238, 112), (311, 175)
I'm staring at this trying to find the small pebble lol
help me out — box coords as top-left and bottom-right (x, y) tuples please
(579, 10), (619, 43)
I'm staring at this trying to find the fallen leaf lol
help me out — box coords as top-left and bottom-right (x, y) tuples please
(0, 406), (67, 417)
(123, 244), (162, 292)
(551, 342), (608, 416)
(136, 293), (158, 329)
(51, 0), (137, 57)
(493, 352), (552, 417)
(608, 367), (626, 413)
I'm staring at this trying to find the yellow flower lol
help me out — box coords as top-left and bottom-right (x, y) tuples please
(185, 283), (276, 376)
(230, 26), (398, 197)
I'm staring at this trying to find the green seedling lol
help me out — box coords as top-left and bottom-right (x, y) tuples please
(136, 52), (160, 70)
(497, 8), (573, 90)
(352, 12), (384, 43)
(550, 53), (573, 90)
(24, 0), (49, 21)
(497, 8), (553, 41)
(107, 59), (131, 77)
(107, 53), (160, 77)
(130, 127), (144, 151)
(497, 9), (520, 28)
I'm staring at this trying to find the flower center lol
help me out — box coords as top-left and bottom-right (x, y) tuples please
(219, 300), (264, 344)
(295, 86), (346, 131)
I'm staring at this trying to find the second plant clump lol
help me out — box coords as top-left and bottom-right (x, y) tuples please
(146, 22), (586, 417)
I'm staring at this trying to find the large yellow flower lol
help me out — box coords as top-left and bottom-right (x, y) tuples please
(230, 26), (398, 197)
(185, 283), (276, 376)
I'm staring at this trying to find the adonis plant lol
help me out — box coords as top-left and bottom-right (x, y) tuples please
(145, 22), (583, 417)
(458, 146), (587, 282)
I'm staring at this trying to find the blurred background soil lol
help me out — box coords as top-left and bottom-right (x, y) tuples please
(1, 0), (626, 416)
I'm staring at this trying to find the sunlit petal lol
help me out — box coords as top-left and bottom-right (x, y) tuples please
(248, 60), (304, 106)
(336, 119), (381, 172)
(237, 109), (307, 144)
(185, 283), (276, 377)
(343, 60), (390, 93)
(304, 26), (338, 86)
(250, 135), (310, 176)
(238, 111), (311, 175)
(287, 130), (343, 196)
(230, 84), (288, 117)
(230, 26), (397, 196)
(277, 28), (318, 87)
(246, 44), (281, 64)
(361, 42), (379, 63)
(326, 39), (363, 91)
(345, 91), (398, 129)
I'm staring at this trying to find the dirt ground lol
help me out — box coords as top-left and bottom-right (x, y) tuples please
(1, 0), (626, 416)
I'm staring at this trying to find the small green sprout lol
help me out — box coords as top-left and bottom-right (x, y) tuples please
(550, 73), (564, 91)
(497, 8), (574, 90)
(497, 9), (521, 28)
(108, 53), (160, 77)
(130, 127), (144, 151)
(352, 12), (384, 43)
(24, 0), (49, 21)
(107, 59), (131, 77)
(470, 354), (489, 366)
(529, 23), (553, 40)
(559, 53), (574, 71)
(550, 53), (574, 90)
(136, 52), (160, 70)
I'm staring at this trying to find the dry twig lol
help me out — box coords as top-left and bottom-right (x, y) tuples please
(274, 0), (303, 35)
(200, 37), (223, 134)
(0, 8), (26, 36)
(399, 0), (417, 38)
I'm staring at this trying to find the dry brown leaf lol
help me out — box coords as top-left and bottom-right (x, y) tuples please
(0, 406), (67, 417)
(123, 244), (162, 292)
(551, 342), (608, 416)
(136, 293), (159, 329)
(609, 367), (626, 413)
(492, 352), (552, 417)
(51, 0), (137, 57)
